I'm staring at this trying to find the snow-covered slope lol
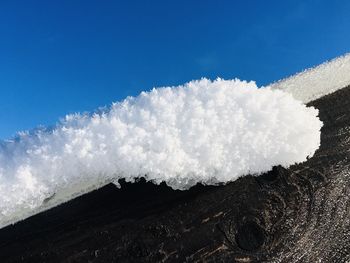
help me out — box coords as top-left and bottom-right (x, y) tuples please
(0, 79), (322, 228)
(271, 53), (350, 103)
(1, 53), (349, 229)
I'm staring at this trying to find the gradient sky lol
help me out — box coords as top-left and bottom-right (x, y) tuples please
(0, 0), (350, 139)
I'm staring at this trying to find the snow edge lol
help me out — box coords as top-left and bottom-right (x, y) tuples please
(270, 53), (350, 103)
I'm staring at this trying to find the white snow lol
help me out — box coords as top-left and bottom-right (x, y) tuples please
(271, 53), (350, 103)
(0, 78), (322, 228)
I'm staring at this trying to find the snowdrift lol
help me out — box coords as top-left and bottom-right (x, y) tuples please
(2, 52), (350, 229)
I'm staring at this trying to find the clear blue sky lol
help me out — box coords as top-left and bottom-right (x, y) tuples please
(0, 0), (350, 139)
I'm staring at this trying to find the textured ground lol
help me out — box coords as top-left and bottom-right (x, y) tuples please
(0, 86), (350, 262)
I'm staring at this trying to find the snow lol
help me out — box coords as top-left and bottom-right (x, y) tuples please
(271, 53), (350, 103)
(0, 78), (322, 228)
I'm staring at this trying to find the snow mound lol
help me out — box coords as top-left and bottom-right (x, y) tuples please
(0, 78), (322, 227)
(271, 53), (350, 103)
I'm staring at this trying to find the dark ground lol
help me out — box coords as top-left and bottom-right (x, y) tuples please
(1, 86), (350, 262)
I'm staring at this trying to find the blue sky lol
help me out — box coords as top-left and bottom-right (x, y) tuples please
(0, 0), (350, 139)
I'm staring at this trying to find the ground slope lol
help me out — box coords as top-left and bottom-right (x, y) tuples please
(0, 84), (350, 262)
